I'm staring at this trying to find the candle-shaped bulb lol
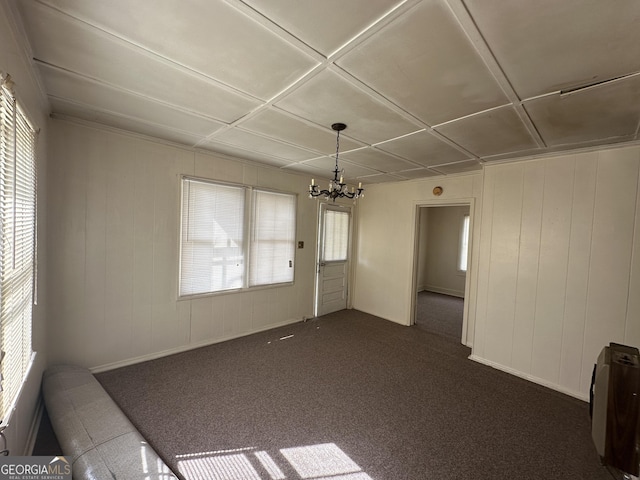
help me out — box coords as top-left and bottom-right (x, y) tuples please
(340, 175), (344, 184)
(311, 178), (315, 185)
(358, 182), (362, 189)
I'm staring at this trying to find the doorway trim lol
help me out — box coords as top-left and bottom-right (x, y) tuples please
(410, 198), (475, 346)
(314, 202), (353, 317)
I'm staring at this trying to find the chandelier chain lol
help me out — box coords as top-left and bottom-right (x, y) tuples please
(335, 128), (340, 171)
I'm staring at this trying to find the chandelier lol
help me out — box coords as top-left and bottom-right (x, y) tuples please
(309, 123), (364, 202)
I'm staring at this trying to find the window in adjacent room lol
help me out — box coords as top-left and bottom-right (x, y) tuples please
(0, 73), (38, 423)
(458, 213), (470, 272)
(179, 177), (296, 297)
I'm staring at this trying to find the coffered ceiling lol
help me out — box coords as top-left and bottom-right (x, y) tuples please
(12, 0), (640, 183)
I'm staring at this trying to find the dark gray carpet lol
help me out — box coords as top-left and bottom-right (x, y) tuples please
(96, 310), (609, 480)
(416, 291), (463, 342)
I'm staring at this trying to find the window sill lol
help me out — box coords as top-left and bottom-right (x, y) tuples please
(178, 281), (295, 301)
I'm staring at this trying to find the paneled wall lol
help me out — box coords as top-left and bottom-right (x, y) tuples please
(47, 120), (317, 371)
(472, 146), (640, 399)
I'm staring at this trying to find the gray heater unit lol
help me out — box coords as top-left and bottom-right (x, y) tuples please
(590, 343), (640, 477)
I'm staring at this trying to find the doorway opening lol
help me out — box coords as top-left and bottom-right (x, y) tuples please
(412, 204), (471, 344)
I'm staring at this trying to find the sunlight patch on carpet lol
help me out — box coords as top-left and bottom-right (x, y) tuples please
(176, 442), (372, 480)
(280, 443), (371, 479)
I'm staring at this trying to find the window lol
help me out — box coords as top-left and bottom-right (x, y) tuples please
(458, 214), (470, 272)
(249, 190), (296, 287)
(322, 209), (349, 262)
(179, 177), (296, 297)
(0, 74), (38, 421)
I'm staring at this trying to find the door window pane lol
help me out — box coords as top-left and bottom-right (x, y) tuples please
(323, 210), (349, 262)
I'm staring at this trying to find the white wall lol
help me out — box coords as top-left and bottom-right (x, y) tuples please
(422, 205), (469, 297)
(0, 2), (49, 455)
(353, 173), (482, 343)
(472, 146), (640, 400)
(47, 119), (317, 371)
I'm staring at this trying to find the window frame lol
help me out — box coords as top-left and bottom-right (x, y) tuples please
(0, 73), (38, 425)
(178, 176), (297, 299)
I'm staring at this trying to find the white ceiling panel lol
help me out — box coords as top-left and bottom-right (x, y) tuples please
(376, 130), (472, 166)
(464, 0), (640, 99)
(357, 172), (404, 183)
(14, 0), (640, 183)
(18, 1), (261, 123)
(210, 128), (320, 162)
(337, 0), (509, 125)
(239, 109), (363, 154)
(37, 0), (319, 99)
(340, 147), (418, 172)
(429, 159), (482, 175)
(435, 106), (538, 158)
(200, 141), (294, 168)
(524, 75), (640, 146)
(49, 99), (203, 146)
(275, 69), (421, 144)
(39, 63), (224, 137)
(395, 168), (440, 179)
(239, 0), (406, 56)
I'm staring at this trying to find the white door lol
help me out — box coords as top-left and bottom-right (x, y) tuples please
(315, 204), (351, 316)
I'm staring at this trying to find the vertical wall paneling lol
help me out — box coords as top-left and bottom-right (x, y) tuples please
(83, 131), (109, 365)
(131, 146), (157, 358)
(581, 149), (640, 391)
(559, 153), (597, 392)
(50, 125), (89, 365)
(190, 296), (216, 343)
(103, 139), (136, 364)
(49, 120), (315, 370)
(530, 158), (574, 384)
(511, 161), (544, 375)
(222, 293), (243, 338)
(483, 165), (523, 366)
(473, 146), (640, 399)
(626, 163), (640, 346)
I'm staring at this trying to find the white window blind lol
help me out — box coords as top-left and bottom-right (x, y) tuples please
(458, 214), (470, 272)
(180, 178), (245, 296)
(0, 74), (37, 421)
(179, 178), (297, 297)
(250, 190), (296, 287)
(322, 210), (349, 262)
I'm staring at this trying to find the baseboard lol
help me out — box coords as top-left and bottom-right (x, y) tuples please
(423, 285), (465, 298)
(91, 317), (305, 374)
(468, 354), (588, 402)
(25, 397), (44, 455)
